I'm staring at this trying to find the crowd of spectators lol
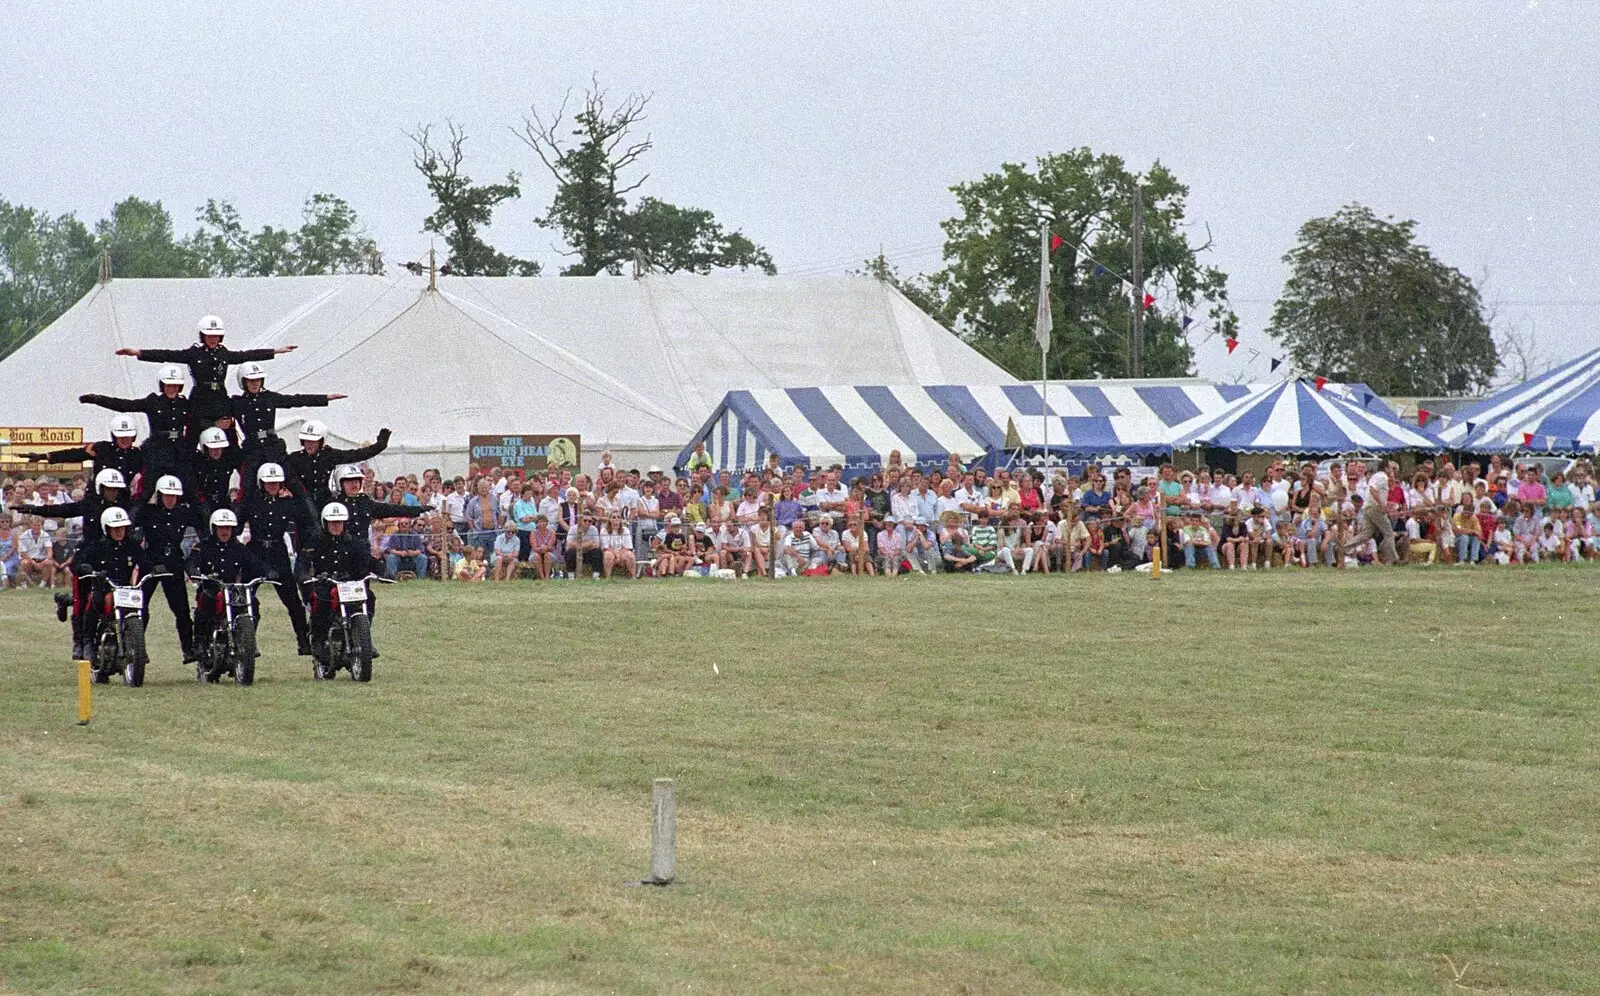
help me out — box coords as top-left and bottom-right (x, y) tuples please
(5, 447), (1598, 586)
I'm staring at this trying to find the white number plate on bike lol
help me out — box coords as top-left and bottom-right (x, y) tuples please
(113, 588), (143, 610)
(336, 580), (367, 604)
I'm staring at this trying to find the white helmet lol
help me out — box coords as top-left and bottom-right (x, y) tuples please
(100, 507), (132, 530)
(329, 463), (363, 493)
(298, 420), (326, 443)
(257, 462), (285, 484)
(209, 508), (238, 530)
(197, 314), (226, 338)
(158, 364), (186, 387)
(94, 468), (126, 491)
(199, 427), (229, 449)
(321, 502), (350, 523)
(155, 475), (184, 496)
(236, 361), (267, 389)
(110, 414), (138, 438)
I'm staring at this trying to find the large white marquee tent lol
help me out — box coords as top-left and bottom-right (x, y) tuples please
(0, 273), (1015, 474)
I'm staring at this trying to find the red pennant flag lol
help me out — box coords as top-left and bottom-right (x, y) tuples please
(1141, 293), (1155, 311)
(1224, 337), (1239, 355)
(1049, 234), (1064, 253)
(1313, 376), (1327, 391)
(1522, 432), (1535, 446)
(1416, 408), (1430, 427)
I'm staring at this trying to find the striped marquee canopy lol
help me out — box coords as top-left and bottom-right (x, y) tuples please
(676, 382), (1262, 471)
(1169, 379), (1444, 454)
(1437, 346), (1600, 454)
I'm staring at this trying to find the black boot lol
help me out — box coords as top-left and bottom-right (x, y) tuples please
(182, 647), (198, 665)
(55, 591), (71, 622)
(296, 635), (313, 656)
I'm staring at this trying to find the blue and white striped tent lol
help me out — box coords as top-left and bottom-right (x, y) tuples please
(676, 383), (1259, 471)
(1437, 347), (1600, 453)
(1169, 379), (1443, 454)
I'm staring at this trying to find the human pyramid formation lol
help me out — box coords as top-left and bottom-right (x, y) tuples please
(18, 314), (434, 679)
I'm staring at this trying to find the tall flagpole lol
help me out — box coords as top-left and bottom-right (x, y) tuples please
(1035, 224), (1053, 476)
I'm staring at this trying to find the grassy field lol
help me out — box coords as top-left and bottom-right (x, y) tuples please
(2, 569), (1598, 994)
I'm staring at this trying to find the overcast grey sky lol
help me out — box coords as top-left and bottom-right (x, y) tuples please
(3, 1), (1595, 382)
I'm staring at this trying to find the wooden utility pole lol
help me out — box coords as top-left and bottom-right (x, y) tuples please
(427, 247), (438, 292)
(1130, 185), (1145, 378)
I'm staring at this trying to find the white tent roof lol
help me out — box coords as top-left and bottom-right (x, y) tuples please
(1, 273), (1014, 465)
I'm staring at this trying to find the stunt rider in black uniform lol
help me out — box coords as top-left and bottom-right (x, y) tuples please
(189, 427), (246, 514)
(71, 506), (152, 664)
(44, 469), (132, 659)
(295, 502), (386, 670)
(285, 421), (391, 506)
(184, 509), (276, 678)
(320, 464), (428, 653)
(229, 361), (346, 499)
(132, 474), (206, 664)
(20, 415), (146, 496)
(240, 462), (316, 655)
(115, 314), (298, 428)
(77, 365), (193, 492)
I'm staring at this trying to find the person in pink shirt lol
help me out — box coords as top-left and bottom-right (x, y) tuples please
(1515, 467), (1547, 511)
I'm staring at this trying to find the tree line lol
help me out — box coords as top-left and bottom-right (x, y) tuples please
(0, 79), (1499, 394)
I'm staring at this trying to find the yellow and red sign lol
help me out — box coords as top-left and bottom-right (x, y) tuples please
(0, 426), (86, 474)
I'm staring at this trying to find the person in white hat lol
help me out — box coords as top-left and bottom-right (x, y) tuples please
(189, 426), (245, 510)
(18, 414), (145, 493)
(229, 360), (348, 499)
(75, 364), (193, 488)
(115, 314), (298, 425)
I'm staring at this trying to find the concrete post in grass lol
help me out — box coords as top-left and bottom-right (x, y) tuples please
(650, 778), (676, 883)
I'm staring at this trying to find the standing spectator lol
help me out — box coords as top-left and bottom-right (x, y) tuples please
(464, 478), (503, 557)
(511, 484), (540, 563)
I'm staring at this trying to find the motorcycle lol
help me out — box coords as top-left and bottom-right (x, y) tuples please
(79, 572), (169, 687)
(188, 574), (279, 686)
(306, 573), (393, 682)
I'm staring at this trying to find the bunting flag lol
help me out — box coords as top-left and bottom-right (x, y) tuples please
(1575, 439), (1585, 452)
(1522, 432), (1535, 447)
(1270, 358), (1282, 371)
(1361, 392), (1374, 406)
(1546, 435), (1558, 450)
(1033, 227), (1053, 354)
(1224, 337), (1239, 355)
(1181, 316), (1193, 330)
(1141, 293), (1156, 311)
(1465, 421), (1475, 434)
(1093, 264), (1107, 278)
(1417, 408), (1430, 427)
(1050, 234), (1065, 253)
(1247, 348), (1261, 361)
(1313, 376), (1328, 391)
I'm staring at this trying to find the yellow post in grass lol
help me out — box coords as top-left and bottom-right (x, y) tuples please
(1151, 505), (1163, 579)
(76, 660), (93, 725)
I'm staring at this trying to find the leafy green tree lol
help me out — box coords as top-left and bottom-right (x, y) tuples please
(95, 197), (204, 279)
(519, 81), (774, 276)
(911, 149), (1235, 380)
(1268, 204), (1496, 395)
(187, 194), (381, 276)
(410, 122), (539, 276)
(0, 200), (98, 358)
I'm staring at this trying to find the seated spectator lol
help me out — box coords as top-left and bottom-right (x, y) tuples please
(15, 514), (54, 588)
(527, 516), (557, 580)
(1452, 504), (1483, 565)
(454, 546), (487, 581)
(1220, 506), (1248, 569)
(748, 510), (773, 577)
(841, 517), (874, 575)
(492, 522), (521, 581)
(940, 516), (977, 573)
(600, 514), (636, 579)
(567, 515), (603, 578)
(811, 515), (846, 573)
(1511, 504), (1539, 563)
(905, 517), (940, 575)
(425, 522), (464, 578)
(654, 516), (693, 576)
(876, 515), (906, 576)
(968, 510), (1004, 572)
(779, 518), (821, 576)
(383, 520), (429, 580)
(1181, 512), (1221, 569)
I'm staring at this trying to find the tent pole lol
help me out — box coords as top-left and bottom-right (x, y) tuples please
(1041, 346), (1049, 475)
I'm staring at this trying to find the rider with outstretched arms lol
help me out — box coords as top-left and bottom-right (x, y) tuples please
(116, 314), (296, 426)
